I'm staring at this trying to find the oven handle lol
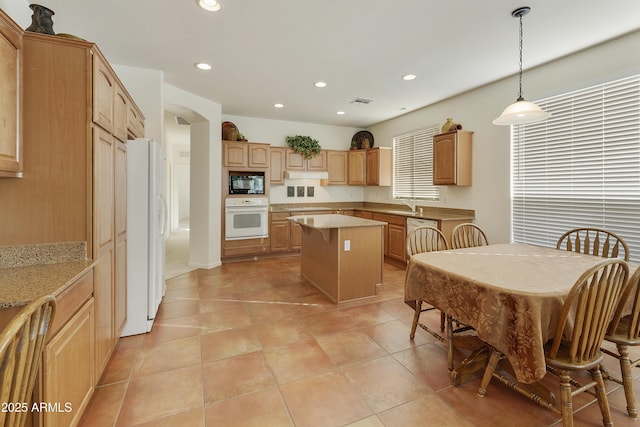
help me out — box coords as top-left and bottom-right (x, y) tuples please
(225, 205), (269, 213)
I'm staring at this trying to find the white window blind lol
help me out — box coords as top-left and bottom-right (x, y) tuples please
(393, 125), (440, 200)
(511, 74), (640, 263)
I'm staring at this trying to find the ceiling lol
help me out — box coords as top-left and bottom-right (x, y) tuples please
(35, 0), (640, 128)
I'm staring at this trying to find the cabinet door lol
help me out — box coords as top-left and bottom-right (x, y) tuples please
(366, 148), (380, 185)
(388, 224), (407, 262)
(326, 151), (347, 185)
(269, 147), (285, 185)
(127, 102), (143, 138)
(93, 53), (115, 132)
(285, 149), (305, 170)
(433, 133), (456, 185)
(306, 151), (327, 171)
(248, 143), (269, 168)
(348, 150), (366, 185)
(115, 140), (127, 335)
(223, 141), (248, 167)
(270, 220), (290, 252)
(0, 11), (22, 176)
(93, 127), (115, 379)
(113, 84), (128, 142)
(43, 298), (95, 427)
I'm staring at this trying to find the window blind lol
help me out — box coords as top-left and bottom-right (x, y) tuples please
(393, 125), (440, 200)
(511, 74), (640, 263)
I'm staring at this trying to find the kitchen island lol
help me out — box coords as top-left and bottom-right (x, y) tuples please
(288, 214), (386, 303)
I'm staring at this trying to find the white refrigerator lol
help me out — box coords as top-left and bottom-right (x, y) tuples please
(121, 138), (167, 337)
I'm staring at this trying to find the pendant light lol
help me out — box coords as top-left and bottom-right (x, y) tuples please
(493, 6), (551, 126)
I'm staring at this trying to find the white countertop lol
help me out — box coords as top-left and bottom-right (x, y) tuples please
(287, 214), (386, 229)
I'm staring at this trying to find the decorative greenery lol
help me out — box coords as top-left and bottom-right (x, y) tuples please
(286, 135), (322, 159)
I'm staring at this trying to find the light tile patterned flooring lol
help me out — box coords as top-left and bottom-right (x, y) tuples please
(79, 257), (640, 426)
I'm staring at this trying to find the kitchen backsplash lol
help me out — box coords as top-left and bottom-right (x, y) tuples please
(0, 241), (87, 268)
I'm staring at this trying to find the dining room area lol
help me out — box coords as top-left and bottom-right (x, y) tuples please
(74, 223), (640, 426)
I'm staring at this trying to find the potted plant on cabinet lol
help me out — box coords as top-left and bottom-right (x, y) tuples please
(286, 135), (322, 159)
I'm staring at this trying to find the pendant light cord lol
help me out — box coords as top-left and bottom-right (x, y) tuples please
(517, 12), (524, 101)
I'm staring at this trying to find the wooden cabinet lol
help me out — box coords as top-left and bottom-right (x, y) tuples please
(0, 10), (22, 177)
(372, 213), (406, 263)
(269, 147), (285, 185)
(113, 84), (128, 142)
(0, 33), (140, 383)
(37, 269), (95, 427)
(115, 140), (127, 335)
(324, 150), (348, 185)
(269, 210), (330, 253)
(223, 141), (270, 168)
(92, 53), (115, 133)
(366, 147), (392, 186)
(433, 130), (473, 186)
(127, 100), (145, 138)
(43, 298), (95, 427)
(348, 150), (366, 185)
(285, 148), (327, 171)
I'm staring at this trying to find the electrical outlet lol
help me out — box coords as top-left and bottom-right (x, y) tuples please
(344, 240), (350, 251)
(297, 186), (305, 197)
(287, 186), (294, 197)
(307, 186), (314, 197)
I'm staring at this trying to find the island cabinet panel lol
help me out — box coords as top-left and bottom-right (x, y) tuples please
(0, 9), (22, 177)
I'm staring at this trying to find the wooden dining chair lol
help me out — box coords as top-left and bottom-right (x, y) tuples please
(602, 265), (640, 418)
(556, 227), (630, 261)
(0, 295), (56, 427)
(451, 223), (489, 249)
(406, 226), (449, 340)
(478, 258), (629, 427)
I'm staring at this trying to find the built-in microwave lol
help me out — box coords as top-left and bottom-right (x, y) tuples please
(229, 172), (265, 195)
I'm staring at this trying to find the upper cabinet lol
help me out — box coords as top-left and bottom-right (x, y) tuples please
(324, 150), (348, 185)
(223, 140), (270, 168)
(366, 147), (392, 186)
(269, 146), (285, 185)
(433, 130), (473, 186)
(348, 150), (366, 186)
(93, 52), (115, 133)
(285, 148), (326, 171)
(0, 10), (23, 177)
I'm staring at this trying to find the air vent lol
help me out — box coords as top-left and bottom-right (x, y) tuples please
(350, 97), (373, 105)
(175, 116), (190, 125)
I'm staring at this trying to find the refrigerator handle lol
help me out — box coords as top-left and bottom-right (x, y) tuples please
(159, 194), (169, 239)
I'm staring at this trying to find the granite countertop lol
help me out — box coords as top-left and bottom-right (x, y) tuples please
(0, 260), (96, 308)
(0, 242), (95, 308)
(287, 214), (387, 229)
(271, 203), (475, 221)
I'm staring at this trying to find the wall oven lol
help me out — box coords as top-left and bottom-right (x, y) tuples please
(225, 197), (269, 240)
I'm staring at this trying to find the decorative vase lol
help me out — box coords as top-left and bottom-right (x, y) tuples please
(25, 4), (56, 35)
(221, 121), (239, 141)
(441, 118), (454, 133)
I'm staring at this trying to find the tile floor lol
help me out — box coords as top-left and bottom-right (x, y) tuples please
(78, 257), (640, 427)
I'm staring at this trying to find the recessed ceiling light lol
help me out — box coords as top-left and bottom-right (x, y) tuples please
(336, 111), (345, 115)
(197, 0), (222, 12)
(402, 74), (417, 81)
(195, 63), (212, 70)
(274, 103), (284, 109)
(314, 81), (327, 88)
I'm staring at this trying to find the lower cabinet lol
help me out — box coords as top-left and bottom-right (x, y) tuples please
(270, 211), (329, 253)
(42, 298), (95, 427)
(372, 213), (407, 263)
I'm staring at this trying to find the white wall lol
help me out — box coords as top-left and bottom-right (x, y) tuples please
(222, 114), (366, 204)
(0, 0), (29, 27)
(368, 29), (640, 245)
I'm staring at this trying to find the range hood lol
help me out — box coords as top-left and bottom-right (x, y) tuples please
(284, 170), (329, 180)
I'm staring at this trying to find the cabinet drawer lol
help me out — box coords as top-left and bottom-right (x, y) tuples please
(48, 269), (93, 340)
(372, 213), (406, 226)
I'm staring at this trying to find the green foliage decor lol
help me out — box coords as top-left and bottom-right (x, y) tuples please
(286, 135), (322, 159)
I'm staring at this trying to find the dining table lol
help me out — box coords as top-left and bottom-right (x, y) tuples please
(404, 242), (631, 391)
